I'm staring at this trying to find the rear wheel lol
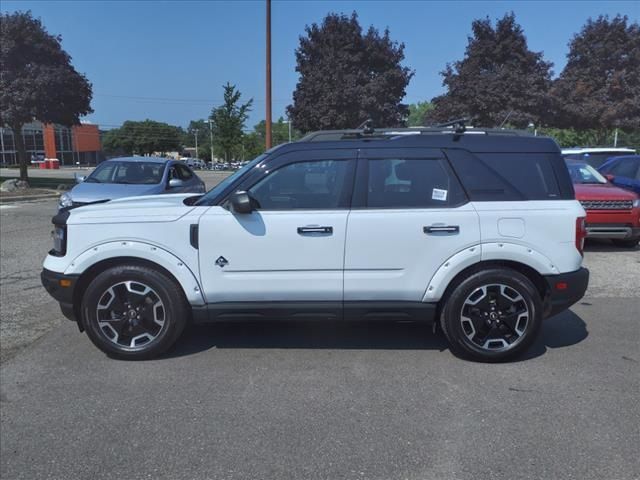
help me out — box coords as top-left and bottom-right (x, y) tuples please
(440, 268), (543, 362)
(81, 265), (188, 359)
(611, 238), (639, 248)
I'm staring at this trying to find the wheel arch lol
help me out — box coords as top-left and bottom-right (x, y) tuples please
(434, 260), (549, 320)
(71, 256), (197, 326)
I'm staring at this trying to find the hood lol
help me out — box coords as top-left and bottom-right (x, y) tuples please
(573, 183), (639, 201)
(67, 193), (201, 225)
(69, 182), (161, 203)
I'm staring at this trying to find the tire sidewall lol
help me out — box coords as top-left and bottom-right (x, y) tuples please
(81, 265), (187, 359)
(442, 269), (543, 362)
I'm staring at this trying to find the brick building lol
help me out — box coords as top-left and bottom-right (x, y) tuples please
(0, 121), (103, 166)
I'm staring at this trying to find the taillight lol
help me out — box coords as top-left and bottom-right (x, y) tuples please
(575, 217), (587, 256)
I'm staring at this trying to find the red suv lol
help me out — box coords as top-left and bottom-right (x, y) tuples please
(566, 160), (640, 248)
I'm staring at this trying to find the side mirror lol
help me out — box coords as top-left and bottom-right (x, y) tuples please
(604, 174), (615, 182)
(168, 178), (185, 188)
(75, 174), (86, 184)
(230, 190), (254, 214)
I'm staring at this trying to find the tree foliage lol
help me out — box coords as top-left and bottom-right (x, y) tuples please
(287, 12), (414, 132)
(102, 120), (182, 156)
(182, 119), (212, 159)
(427, 13), (552, 128)
(407, 102), (434, 127)
(209, 82), (252, 161)
(0, 11), (93, 180)
(550, 15), (640, 131)
(241, 117), (301, 160)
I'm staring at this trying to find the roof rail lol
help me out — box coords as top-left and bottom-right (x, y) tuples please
(298, 125), (533, 142)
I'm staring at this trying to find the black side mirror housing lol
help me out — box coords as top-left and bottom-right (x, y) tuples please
(230, 191), (254, 214)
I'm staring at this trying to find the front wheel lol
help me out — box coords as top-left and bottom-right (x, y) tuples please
(81, 265), (188, 359)
(440, 268), (543, 362)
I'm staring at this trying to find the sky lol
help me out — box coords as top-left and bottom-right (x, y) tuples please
(2, 0), (639, 131)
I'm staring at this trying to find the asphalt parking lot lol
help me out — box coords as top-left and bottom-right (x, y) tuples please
(1, 199), (638, 480)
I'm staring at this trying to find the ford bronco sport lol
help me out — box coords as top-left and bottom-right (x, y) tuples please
(42, 125), (589, 362)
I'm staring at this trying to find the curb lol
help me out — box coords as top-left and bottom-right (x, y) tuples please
(0, 193), (60, 203)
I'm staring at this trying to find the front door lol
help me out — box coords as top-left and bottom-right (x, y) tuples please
(198, 149), (356, 304)
(344, 148), (480, 302)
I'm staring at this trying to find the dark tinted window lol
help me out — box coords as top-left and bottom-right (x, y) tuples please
(366, 159), (466, 208)
(610, 158), (640, 178)
(448, 151), (561, 200)
(249, 160), (351, 210)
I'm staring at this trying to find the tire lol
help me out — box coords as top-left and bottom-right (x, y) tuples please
(440, 268), (543, 362)
(81, 264), (189, 360)
(611, 238), (639, 248)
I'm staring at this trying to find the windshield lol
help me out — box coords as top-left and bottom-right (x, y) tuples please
(563, 151), (635, 168)
(86, 161), (166, 185)
(566, 162), (608, 185)
(195, 154), (267, 205)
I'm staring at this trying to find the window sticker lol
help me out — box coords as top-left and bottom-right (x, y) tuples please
(432, 188), (448, 201)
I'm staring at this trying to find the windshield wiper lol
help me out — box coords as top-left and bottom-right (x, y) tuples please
(84, 177), (100, 183)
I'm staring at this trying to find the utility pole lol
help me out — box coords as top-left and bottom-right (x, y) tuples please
(265, 0), (272, 149)
(194, 129), (198, 159)
(208, 120), (214, 163)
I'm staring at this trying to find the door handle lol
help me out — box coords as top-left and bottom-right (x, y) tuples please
(297, 226), (333, 234)
(424, 225), (460, 234)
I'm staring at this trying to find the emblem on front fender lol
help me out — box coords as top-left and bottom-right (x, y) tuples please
(215, 256), (228, 268)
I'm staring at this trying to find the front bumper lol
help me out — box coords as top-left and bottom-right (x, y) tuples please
(41, 268), (79, 321)
(543, 268), (589, 318)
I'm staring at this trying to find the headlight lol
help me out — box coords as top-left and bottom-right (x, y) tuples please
(59, 192), (73, 208)
(633, 199), (640, 208)
(51, 226), (66, 256)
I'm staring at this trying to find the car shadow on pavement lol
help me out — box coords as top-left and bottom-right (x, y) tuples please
(584, 238), (639, 252)
(519, 309), (589, 361)
(163, 309), (588, 361)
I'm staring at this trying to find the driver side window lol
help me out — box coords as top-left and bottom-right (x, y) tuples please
(248, 160), (352, 210)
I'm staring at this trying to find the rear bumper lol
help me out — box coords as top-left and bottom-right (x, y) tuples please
(41, 268), (79, 322)
(585, 224), (640, 239)
(543, 268), (589, 318)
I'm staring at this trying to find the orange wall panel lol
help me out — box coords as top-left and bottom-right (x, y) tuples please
(43, 124), (57, 158)
(72, 124), (101, 152)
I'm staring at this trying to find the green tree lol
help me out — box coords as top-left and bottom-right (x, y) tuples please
(102, 120), (182, 156)
(550, 15), (640, 133)
(0, 11), (93, 180)
(287, 12), (414, 132)
(407, 102), (434, 126)
(209, 82), (253, 161)
(427, 13), (553, 128)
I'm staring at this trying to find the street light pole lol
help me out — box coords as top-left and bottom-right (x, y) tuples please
(265, 0), (272, 150)
(208, 120), (214, 163)
(194, 129), (198, 159)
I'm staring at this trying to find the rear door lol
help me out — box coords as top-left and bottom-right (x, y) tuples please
(344, 148), (480, 302)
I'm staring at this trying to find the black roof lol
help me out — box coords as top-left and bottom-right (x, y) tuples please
(278, 128), (560, 154)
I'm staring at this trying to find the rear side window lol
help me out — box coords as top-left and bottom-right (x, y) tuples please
(366, 158), (467, 208)
(447, 151), (561, 201)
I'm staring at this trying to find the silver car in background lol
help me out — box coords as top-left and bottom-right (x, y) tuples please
(59, 157), (206, 210)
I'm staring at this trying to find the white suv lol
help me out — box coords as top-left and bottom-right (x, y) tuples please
(42, 127), (589, 362)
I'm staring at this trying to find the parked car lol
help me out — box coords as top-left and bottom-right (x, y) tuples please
(565, 160), (640, 248)
(562, 147), (636, 169)
(42, 126), (589, 362)
(59, 157), (205, 210)
(598, 155), (640, 195)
